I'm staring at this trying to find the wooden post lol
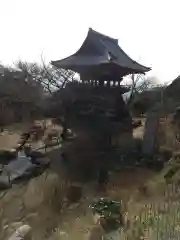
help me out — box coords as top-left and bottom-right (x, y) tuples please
(142, 109), (160, 156)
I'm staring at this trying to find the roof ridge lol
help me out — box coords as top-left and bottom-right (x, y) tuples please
(89, 28), (118, 43)
(89, 28), (151, 70)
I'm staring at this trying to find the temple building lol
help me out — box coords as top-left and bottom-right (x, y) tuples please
(51, 28), (151, 180)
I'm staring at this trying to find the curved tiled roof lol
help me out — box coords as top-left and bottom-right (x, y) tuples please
(52, 28), (151, 80)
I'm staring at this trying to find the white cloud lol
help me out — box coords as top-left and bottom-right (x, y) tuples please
(0, 0), (180, 82)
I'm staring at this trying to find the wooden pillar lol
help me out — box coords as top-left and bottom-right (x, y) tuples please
(107, 80), (110, 88)
(99, 79), (104, 87)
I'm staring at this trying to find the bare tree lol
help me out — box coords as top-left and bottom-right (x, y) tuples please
(0, 64), (46, 123)
(15, 59), (76, 93)
(125, 75), (170, 115)
(123, 74), (157, 105)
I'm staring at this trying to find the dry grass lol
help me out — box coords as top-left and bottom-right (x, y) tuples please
(122, 160), (180, 239)
(113, 117), (180, 240)
(47, 117), (180, 240)
(158, 117), (180, 151)
(120, 194), (180, 239)
(2, 117), (180, 240)
(2, 167), (180, 240)
(48, 181), (180, 239)
(0, 170), (67, 240)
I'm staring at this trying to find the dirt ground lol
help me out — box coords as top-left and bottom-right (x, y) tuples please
(0, 132), (21, 150)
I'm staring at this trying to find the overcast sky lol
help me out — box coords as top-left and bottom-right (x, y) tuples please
(0, 0), (179, 83)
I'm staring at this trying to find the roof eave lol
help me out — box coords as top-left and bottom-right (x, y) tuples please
(51, 27), (151, 74)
